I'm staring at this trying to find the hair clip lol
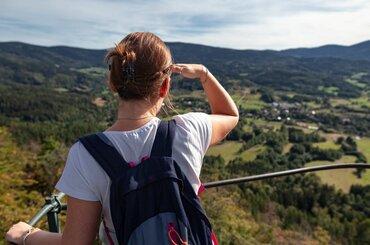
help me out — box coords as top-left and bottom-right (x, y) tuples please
(122, 62), (135, 82)
(108, 59), (112, 71)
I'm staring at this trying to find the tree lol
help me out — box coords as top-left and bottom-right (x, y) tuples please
(355, 219), (370, 245)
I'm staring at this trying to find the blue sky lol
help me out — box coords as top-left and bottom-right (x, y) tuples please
(1, 0), (370, 50)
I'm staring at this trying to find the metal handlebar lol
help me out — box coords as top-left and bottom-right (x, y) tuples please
(29, 192), (66, 231)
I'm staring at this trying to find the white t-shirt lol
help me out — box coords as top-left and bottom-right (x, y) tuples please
(55, 112), (211, 243)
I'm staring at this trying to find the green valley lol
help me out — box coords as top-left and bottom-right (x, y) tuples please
(1, 41), (370, 244)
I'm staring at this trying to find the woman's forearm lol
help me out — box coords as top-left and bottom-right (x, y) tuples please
(25, 230), (62, 245)
(199, 66), (239, 117)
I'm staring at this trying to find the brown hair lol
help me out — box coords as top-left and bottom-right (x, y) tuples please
(105, 32), (172, 101)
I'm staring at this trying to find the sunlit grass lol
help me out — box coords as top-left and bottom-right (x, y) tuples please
(330, 98), (349, 107)
(240, 145), (266, 161)
(318, 86), (339, 95)
(330, 93), (370, 110)
(349, 94), (370, 109)
(283, 143), (293, 154)
(351, 72), (368, 80)
(305, 101), (322, 109)
(236, 93), (267, 110)
(313, 140), (341, 150)
(265, 121), (283, 130)
(345, 78), (367, 89)
(54, 87), (69, 93)
(305, 155), (369, 193)
(357, 137), (370, 163)
(243, 118), (267, 132)
(206, 141), (243, 163)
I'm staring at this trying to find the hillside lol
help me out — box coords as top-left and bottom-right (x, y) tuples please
(1, 40), (370, 244)
(2, 41), (370, 95)
(1, 41), (370, 143)
(281, 40), (370, 61)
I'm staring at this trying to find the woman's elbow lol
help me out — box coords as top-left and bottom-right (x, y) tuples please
(230, 114), (239, 129)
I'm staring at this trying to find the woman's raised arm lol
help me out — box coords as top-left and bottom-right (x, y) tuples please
(172, 64), (239, 145)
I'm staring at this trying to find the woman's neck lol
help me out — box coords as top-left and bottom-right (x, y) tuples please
(107, 98), (161, 131)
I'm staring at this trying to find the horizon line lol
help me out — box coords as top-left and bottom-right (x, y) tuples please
(0, 38), (369, 52)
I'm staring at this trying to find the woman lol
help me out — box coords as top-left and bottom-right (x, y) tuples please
(6, 32), (238, 245)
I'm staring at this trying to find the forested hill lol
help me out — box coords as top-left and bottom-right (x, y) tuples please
(1, 40), (370, 144)
(0, 42), (106, 68)
(281, 40), (370, 61)
(3, 38), (370, 65)
(2, 40), (370, 97)
(2, 40), (370, 244)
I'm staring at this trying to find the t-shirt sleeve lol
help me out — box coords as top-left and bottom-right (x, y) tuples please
(173, 112), (212, 158)
(55, 142), (100, 201)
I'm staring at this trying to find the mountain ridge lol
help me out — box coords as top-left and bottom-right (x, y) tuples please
(2, 40), (370, 99)
(2, 39), (370, 61)
(281, 40), (370, 61)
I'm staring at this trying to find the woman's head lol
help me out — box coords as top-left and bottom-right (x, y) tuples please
(105, 32), (172, 101)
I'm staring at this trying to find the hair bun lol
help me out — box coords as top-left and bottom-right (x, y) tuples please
(105, 32), (172, 101)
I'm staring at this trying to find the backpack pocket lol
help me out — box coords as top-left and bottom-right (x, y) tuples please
(127, 212), (188, 245)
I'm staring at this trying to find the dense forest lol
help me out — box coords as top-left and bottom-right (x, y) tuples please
(1, 41), (370, 244)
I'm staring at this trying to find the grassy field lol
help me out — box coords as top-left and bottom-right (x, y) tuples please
(349, 93), (370, 109)
(243, 118), (267, 132)
(54, 87), (69, 93)
(207, 140), (266, 164)
(305, 155), (370, 193)
(357, 137), (370, 163)
(206, 141), (243, 163)
(319, 132), (347, 140)
(283, 143), (293, 154)
(305, 101), (322, 109)
(329, 98), (349, 107)
(345, 78), (367, 89)
(265, 121), (283, 130)
(242, 118), (282, 133)
(344, 72), (368, 88)
(240, 145), (266, 161)
(318, 85), (339, 95)
(351, 72), (368, 79)
(236, 93), (267, 110)
(313, 140), (341, 150)
(330, 92), (370, 110)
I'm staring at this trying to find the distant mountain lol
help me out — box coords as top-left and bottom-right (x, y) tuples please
(0, 41), (285, 69)
(0, 42), (106, 68)
(1, 41), (370, 99)
(281, 40), (370, 61)
(167, 42), (284, 64)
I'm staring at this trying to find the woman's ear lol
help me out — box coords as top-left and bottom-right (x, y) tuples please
(159, 77), (170, 98)
(108, 80), (118, 93)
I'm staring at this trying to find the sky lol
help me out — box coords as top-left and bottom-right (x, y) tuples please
(1, 0), (370, 50)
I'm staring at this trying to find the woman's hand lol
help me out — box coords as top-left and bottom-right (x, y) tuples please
(171, 64), (207, 81)
(5, 221), (33, 244)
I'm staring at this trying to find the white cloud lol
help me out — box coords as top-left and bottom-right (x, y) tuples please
(0, 0), (370, 49)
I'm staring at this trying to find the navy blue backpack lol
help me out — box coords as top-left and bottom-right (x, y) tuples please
(79, 120), (216, 245)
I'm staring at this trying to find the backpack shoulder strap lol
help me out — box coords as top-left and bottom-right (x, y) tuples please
(79, 132), (128, 181)
(150, 119), (176, 157)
